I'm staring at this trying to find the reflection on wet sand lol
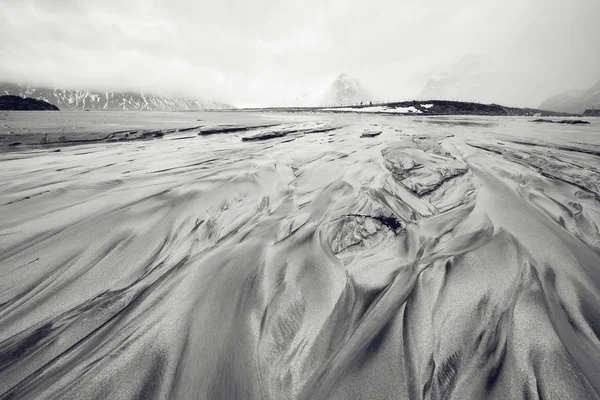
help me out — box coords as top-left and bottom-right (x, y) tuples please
(0, 112), (599, 399)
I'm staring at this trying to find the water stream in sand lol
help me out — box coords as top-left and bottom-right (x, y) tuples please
(0, 112), (600, 399)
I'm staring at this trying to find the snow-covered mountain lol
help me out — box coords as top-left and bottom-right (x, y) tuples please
(0, 82), (232, 111)
(321, 73), (373, 106)
(539, 80), (600, 114)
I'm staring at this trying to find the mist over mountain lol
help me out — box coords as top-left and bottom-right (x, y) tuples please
(539, 80), (600, 114)
(321, 73), (374, 106)
(0, 82), (232, 111)
(419, 55), (490, 101)
(418, 54), (555, 107)
(291, 90), (326, 108)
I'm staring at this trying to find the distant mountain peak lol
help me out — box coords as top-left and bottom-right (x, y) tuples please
(333, 73), (359, 87)
(321, 73), (372, 106)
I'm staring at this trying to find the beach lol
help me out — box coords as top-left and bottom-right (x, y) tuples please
(1, 111), (599, 399)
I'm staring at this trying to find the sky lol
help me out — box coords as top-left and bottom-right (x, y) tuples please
(1, 0), (599, 107)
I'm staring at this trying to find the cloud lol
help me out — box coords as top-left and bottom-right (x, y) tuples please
(1, 0), (599, 107)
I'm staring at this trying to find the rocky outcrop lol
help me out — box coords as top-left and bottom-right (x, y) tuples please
(0, 95), (59, 111)
(531, 119), (590, 124)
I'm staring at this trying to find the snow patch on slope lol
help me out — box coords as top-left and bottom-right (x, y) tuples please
(324, 105), (423, 114)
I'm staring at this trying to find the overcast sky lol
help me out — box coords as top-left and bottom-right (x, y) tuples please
(1, 0), (599, 107)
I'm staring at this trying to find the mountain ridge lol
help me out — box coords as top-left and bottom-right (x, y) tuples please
(539, 80), (600, 114)
(0, 82), (232, 111)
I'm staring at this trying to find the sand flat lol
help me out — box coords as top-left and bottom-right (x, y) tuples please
(0, 112), (599, 399)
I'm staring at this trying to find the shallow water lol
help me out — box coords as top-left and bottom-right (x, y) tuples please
(1, 112), (600, 399)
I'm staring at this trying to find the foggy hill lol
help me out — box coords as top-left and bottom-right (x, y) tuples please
(0, 82), (232, 111)
(539, 80), (600, 114)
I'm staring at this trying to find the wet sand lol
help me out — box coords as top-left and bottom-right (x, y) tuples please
(0, 112), (600, 399)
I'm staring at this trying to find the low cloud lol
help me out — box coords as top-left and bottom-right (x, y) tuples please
(1, 0), (598, 107)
